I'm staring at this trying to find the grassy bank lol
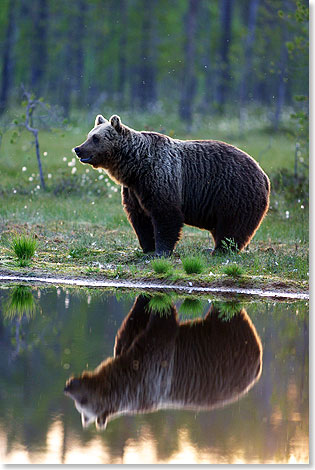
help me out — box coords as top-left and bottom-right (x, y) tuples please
(0, 111), (309, 293)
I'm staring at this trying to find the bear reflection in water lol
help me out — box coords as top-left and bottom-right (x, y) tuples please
(64, 296), (262, 430)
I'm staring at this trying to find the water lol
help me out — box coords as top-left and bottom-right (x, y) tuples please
(0, 285), (309, 464)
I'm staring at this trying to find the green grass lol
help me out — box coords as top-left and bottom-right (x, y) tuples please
(10, 234), (37, 267)
(151, 257), (172, 275)
(181, 255), (206, 274)
(223, 263), (244, 278)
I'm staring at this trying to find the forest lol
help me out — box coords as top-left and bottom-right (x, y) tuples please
(0, 0), (308, 126)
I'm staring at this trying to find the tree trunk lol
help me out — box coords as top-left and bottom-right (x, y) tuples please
(117, 0), (128, 107)
(239, 0), (260, 132)
(273, 37), (288, 130)
(30, 0), (48, 96)
(217, 0), (234, 112)
(202, 3), (213, 113)
(138, 0), (158, 110)
(72, 0), (87, 107)
(179, 0), (201, 125)
(0, 0), (16, 115)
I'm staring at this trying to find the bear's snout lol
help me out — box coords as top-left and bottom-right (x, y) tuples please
(73, 146), (82, 156)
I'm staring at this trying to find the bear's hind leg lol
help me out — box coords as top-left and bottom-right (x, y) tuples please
(212, 220), (249, 253)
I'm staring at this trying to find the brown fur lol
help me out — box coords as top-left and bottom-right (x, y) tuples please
(74, 115), (270, 256)
(64, 296), (262, 430)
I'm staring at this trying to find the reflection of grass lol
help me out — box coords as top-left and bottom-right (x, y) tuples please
(147, 294), (174, 315)
(215, 301), (243, 321)
(10, 234), (37, 266)
(3, 285), (40, 320)
(181, 256), (205, 274)
(179, 298), (204, 317)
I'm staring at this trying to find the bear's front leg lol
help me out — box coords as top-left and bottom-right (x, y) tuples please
(114, 295), (151, 357)
(151, 205), (184, 257)
(122, 187), (155, 253)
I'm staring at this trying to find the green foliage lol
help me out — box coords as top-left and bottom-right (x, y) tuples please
(151, 257), (172, 275)
(181, 256), (205, 274)
(10, 234), (37, 266)
(223, 263), (244, 278)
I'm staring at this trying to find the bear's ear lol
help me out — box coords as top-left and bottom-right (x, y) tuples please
(95, 114), (107, 127)
(110, 115), (123, 134)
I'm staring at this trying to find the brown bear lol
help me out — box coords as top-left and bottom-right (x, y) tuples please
(64, 295), (262, 430)
(73, 115), (270, 256)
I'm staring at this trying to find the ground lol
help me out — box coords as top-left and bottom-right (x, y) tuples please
(0, 110), (309, 296)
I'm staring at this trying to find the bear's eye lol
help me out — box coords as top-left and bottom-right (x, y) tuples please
(92, 135), (100, 144)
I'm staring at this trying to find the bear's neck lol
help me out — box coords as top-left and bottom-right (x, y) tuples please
(106, 131), (156, 188)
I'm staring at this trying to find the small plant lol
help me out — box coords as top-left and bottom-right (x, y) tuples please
(69, 246), (88, 258)
(151, 257), (172, 274)
(223, 263), (244, 278)
(10, 234), (37, 267)
(221, 238), (239, 254)
(181, 255), (205, 274)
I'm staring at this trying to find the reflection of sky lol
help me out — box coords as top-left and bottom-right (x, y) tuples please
(0, 418), (308, 464)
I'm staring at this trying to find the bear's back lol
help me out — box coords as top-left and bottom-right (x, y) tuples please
(169, 309), (262, 409)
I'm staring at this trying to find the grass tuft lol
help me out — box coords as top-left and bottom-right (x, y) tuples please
(181, 256), (205, 274)
(10, 234), (37, 267)
(223, 263), (244, 277)
(69, 246), (89, 259)
(151, 257), (172, 275)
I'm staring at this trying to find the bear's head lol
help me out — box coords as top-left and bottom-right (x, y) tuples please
(73, 114), (125, 170)
(64, 375), (110, 430)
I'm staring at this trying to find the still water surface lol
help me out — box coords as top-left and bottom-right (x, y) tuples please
(0, 285), (309, 464)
